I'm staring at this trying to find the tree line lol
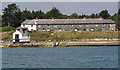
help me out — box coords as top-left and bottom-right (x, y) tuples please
(1, 3), (120, 30)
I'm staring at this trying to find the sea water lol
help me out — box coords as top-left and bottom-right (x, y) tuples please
(2, 46), (118, 68)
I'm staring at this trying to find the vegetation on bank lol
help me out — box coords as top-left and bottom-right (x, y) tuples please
(0, 26), (15, 32)
(1, 31), (119, 42)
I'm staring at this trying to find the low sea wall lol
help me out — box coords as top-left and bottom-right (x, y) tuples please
(1, 41), (120, 48)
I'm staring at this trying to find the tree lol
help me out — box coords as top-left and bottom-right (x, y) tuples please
(0, 15), (2, 27)
(61, 15), (68, 19)
(46, 7), (63, 19)
(99, 10), (111, 19)
(70, 13), (79, 19)
(35, 10), (45, 19)
(90, 14), (96, 18)
(118, 9), (120, 14)
(22, 8), (32, 20)
(14, 9), (23, 27)
(112, 9), (120, 30)
(2, 3), (19, 27)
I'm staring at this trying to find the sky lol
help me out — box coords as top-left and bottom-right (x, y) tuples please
(1, 2), (118, 16)
(0, 0), (119, 16)
(0, 0), (120, 2)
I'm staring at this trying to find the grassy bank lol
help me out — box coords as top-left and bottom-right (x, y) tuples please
(0, 26), (15, 32)
(1, 31), (120, 42)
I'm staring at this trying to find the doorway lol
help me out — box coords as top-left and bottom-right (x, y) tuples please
(15, 34), (19, 43)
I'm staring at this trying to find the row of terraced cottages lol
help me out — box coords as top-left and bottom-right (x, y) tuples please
(20, 18), (116, 31)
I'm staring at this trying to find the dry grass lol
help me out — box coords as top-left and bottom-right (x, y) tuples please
(1, 31), (14, 41)
(53, 31), (119, 40)
(1, 31), (119, 42)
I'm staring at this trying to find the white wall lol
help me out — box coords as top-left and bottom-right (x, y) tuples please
(21, 24), (37, 31)
(13, 30), (22, 42)
(13, 30), (30, 42)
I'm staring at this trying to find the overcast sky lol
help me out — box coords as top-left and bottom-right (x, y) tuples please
(0, 0), (120, 2)
(0, 0), (119, 15)
(1, 2), (118, 16)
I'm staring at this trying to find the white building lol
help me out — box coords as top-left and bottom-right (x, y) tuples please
(20, 18), (116, 31)
(13, 27), (30, 43)
(21, 19), (37, 31)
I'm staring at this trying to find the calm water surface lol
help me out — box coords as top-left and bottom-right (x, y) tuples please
(2, 46), (118, 68)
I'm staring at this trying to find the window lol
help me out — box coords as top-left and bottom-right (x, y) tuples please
(47, 28), (50, 31)
(111, 24), (113, 26)
(104, 24), (106, 26)
(48, 25), (50, 27)
(23, 24), (25, 27)
(43, 28), (45, 31)
(111, 28), (114, 31)
(54, 26), (57, 27)
(15, 34), (19, 39)
(96, 25), (98, 27)
(31, 29), (33, 31)
(91, 28), (94, 31)
(31, 25), (33, 27)
(39, 25), (41, 27)
(86, 25), (89, 27)
(28, 34), (29, 37)
(22, 34), (24, 36)
(58, 28), (62, 31)
(75, 28), (78, 31)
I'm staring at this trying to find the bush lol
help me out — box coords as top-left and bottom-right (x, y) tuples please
(40, 33), (49, 38)
(81, 29), (86, 31)
(96, 29), (102, 31)
(0, 26), (15, 32)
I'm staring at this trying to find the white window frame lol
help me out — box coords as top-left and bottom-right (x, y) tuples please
(58, 28), (62, 31)
(111, 28), (114, 31)
(47, 28), (50, 31)
(75, 28), (78, 31)
(96, 25), (98, 27)
(43, 28), (45, 31)
(39, 25), (41, 27)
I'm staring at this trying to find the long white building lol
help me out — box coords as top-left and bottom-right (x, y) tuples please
(20, 18), (116, 31)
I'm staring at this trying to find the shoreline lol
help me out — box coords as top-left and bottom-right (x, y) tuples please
(1, 41), (120, 48)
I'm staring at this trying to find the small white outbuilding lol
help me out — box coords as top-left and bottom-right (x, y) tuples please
(13, 27), (30, 43)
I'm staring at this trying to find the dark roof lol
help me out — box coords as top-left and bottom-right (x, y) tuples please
(21, 18), (115, 24)
(16, 27), (29, 34)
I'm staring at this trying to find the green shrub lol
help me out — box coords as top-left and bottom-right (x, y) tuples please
(81, 29), (86, 31)
(95, 29), (102, 31)
(40, 33), (49, 38)
(0, 26), (15, 32)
